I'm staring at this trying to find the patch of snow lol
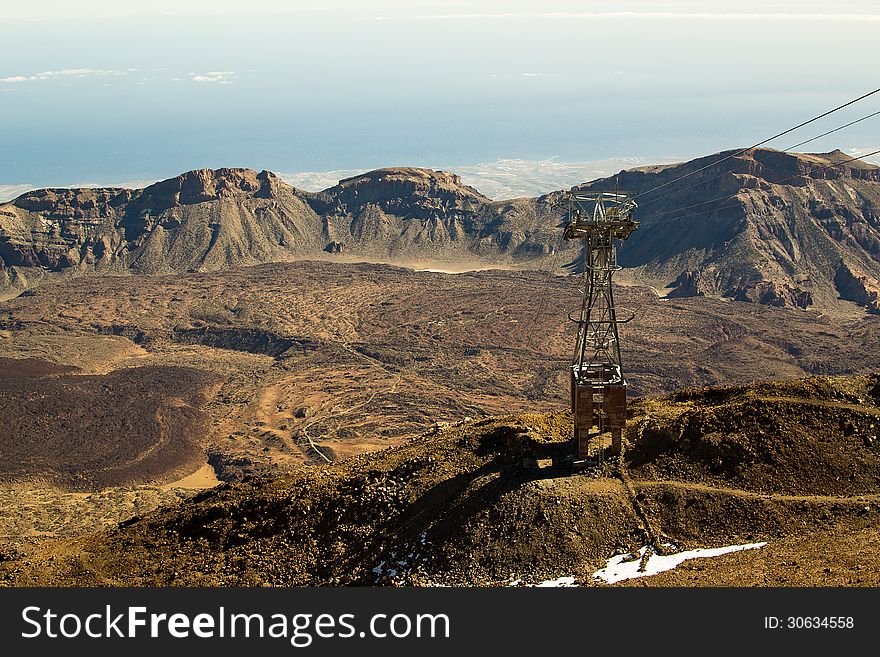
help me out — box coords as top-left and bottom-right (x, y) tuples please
(593, 542), (767, 584)
(372, 536), (432, 583)
(534, 576), (577, 587)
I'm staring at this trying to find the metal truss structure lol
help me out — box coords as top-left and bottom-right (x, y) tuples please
(562, 191), (638, 461)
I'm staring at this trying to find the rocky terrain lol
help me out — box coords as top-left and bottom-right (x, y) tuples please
(1, 148), (879, 586)
(2, 148), (879, 314)
(0, 167), (556, 300)
(0, 358), (219, 490)
(1, 260), (879, 558)
(2, 373), (877, 587)
(598, 148), (880, 314)
(4, 261), (879, 479)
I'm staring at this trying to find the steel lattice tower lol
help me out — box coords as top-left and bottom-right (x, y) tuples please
(563, 191), (638, 460)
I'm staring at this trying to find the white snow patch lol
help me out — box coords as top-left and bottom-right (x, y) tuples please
(593, 542), (767, 584)
(372, 534), (432, 582)
(534, 576), (577, 587)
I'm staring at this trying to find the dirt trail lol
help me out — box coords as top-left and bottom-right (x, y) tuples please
(159, 463), (219, 490)
(634, 479), (880, 504)
(292, 369), (405, 463)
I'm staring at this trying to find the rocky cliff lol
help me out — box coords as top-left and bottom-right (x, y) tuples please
(579, 148), (880, 313)
(2, 149), (880, 314)
(0, 168), (323, 294)
(0, 166), (556, 298)
(305, 167), (556, 259)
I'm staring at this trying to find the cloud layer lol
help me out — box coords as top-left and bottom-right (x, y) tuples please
(0, 68), (129, 83)
(282, 156), (683, 200)
(190, 71), (235, 84)
(0, 68), (238, 87)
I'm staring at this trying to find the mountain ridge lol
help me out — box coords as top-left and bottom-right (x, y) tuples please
(576, 148), (880, 312)
(2, 149), (879, 314)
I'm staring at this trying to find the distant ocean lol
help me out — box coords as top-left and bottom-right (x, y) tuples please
(4, 150), (879, 204)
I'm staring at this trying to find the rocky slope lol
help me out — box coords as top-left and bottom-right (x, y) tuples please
(0, 357), (220, 490)
(0, 169), (322, 294)
(0, 167), (555, 298)
(2, 373), (878, 587)
(2, 149), (879, 313)
(584, 148), (880, 313)
(7, 261), (880, 558)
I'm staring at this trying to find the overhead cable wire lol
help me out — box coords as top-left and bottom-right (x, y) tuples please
(631, 86), (880, 201)
(638, 107), (880, 209)
(785, 109), (880, 152)
(642, 148), (880, 222)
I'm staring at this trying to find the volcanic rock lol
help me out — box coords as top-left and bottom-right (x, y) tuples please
(2, 149), (880, 314)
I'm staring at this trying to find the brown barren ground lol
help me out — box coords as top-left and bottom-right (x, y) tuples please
(3, 261), (878, 477)
(2, 374), (878, 587)
(1, 261), (878, 582)
(0, 358), (220, 490)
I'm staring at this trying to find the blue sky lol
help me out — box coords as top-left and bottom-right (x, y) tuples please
(1, 1), (878, 194)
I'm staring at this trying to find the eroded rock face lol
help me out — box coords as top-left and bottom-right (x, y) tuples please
(725, 281), (813, 309)
(303, 168), (555, 258)
(835, 263), (880, 314)
(2, 149), (880, 315)
(138, 168), (264, 208)
(0, 168), (324, 293)
(667, 271), (706, 298)
(668, 270), (813, 309)
(0, 188), (132, 274)
(0, 166), (556, 296)
(590, 148), (880, 312)
(310, 167), (490, 220)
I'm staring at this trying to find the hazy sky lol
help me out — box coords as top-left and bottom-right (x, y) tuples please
(1, 1), (878, 189)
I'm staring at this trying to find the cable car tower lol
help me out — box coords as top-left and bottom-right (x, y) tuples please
(563, 191), (638, 462)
